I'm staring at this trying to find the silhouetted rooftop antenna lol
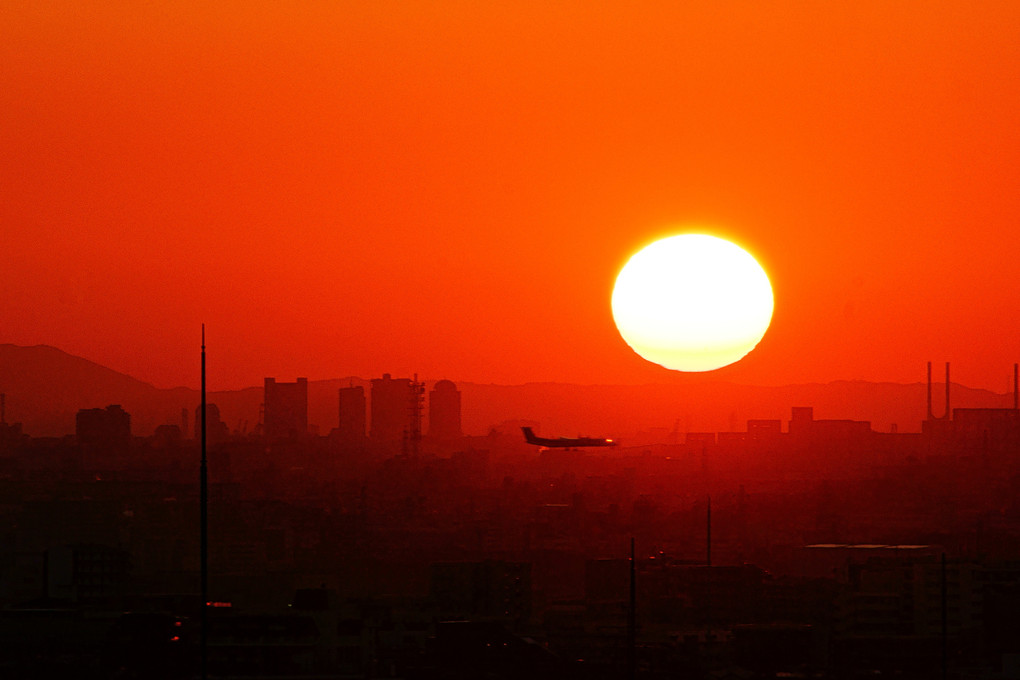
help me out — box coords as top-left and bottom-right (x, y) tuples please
(200, 325), (208, 680)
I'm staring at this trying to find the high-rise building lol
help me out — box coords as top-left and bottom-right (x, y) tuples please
(76, 404), (131, 468)
(76, 404), (131, 449)
(429, 379), (462, 439)
(0, 393), (25, 454)
(264, 377), (308, 442)
(429, 560), (531, 623)
(194, 402), (230, 445)
(370, 373), (419, 443)
(338, 385), (366, 440)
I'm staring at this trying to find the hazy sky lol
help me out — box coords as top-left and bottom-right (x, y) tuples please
(4, 2), (1020, 390)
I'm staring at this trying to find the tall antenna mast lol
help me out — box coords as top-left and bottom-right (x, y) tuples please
(200, 325), (208, 680)
(628, 536), (636, 680)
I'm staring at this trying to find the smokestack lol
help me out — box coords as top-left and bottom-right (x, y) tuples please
(945, 362), (951, 421)
(927, 362), (933, 420)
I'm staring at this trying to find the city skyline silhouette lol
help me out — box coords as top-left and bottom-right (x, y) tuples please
(2, 340), (1020, 678)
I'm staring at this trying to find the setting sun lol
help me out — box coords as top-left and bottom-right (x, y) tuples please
(612, 234), (774, 372)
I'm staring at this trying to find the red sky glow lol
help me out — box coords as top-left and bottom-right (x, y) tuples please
(3, 2), (1020, 391)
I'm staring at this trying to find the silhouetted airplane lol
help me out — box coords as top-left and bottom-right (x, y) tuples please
(521, 426), (617, 448)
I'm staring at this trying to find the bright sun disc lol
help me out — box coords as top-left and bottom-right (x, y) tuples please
(612, 234), (774, 372)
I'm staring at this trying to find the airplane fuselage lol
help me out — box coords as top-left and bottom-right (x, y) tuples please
(521, 426), (617, 448)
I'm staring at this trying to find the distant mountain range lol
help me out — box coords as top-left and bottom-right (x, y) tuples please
(1, 344), (1015, 439)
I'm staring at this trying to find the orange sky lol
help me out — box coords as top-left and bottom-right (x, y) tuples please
(3, 2), (1020, 391)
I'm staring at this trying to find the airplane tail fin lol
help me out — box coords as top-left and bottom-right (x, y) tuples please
(521, 427), (537, 443)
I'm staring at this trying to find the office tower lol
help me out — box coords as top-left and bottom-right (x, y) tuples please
(370, 373), (421, 443)
(264, 377), (308, 442)
(76, 404), (131, 449)
(193, 402), (230, 445)
(428, 379), (462, 438)
(76, 404), (131, 468)
(338, 385), (367, 440)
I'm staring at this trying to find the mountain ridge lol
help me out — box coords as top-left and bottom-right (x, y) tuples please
(0, 344), (1013, 438)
